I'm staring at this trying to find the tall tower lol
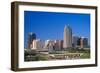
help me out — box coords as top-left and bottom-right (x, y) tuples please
(72, 36), (79, 47)
(80, 37), (88, 48)
(27, 32), (36, 49)
(77, 37), (88, 48)
(63, 25), (72, 48)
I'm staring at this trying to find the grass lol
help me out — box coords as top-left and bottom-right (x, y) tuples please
(25, 48), (90, 61)
(80, 53), (90, 59)
(25, 54), (49, 61)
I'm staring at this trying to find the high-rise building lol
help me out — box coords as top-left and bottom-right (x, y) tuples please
(44, 40), (54, 52)
(54, 40), (63, 50)
(72, 36), (79, 47)
(32, 40), (37, 50)
(54, 40), (60, 50)
(27, 32), (36, 49)
(32, 39), (45, 50)
(77, 37), (81, 46)
(38, 40), (45, 50)
(59, 40), (63, 50)
(44, 40), (50, 49)
(80, 37), (88, 48)
(63, 25), (72, 48)
(83, 38), (88, 47)
(48, 42), (54, 53)
(77, 37), (88, 48)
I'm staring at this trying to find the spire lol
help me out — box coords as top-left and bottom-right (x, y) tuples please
(67, 24), (69, 26)
(64, 25), (67, 29)
(65, 24), (70, 27)
(64, 24), (69, 30)
(65, 24), (72, 31)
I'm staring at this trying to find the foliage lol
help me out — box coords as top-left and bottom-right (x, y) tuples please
(25, 54), (48, 61)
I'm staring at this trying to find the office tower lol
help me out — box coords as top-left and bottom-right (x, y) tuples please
(59, 40), (63, 50)
(44, 40), (50, 49)
(32, 40), (37, 50)
(80, 37), (88, 48)
(35, 39), (42, 49)
(54, 40), (60, 50)
(27, 32), (36, 49)
(80, 37), (84, 48)
(48, 42), (54, 53)
(32, 39), (45, 50)
(77, 37), (81, 46)
(83, 38), (88, 47)
(63, 25), (72, 48)
(53, 40), (63, 50)
(72, 36), (79, 47)
(77, 37), (88, 48)
(44, 40), (54, 52)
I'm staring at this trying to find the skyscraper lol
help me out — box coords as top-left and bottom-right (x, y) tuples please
(59, 40), (63, 50)
(27, 32), (36, 49)
(77, 37), (88, 48)
(72, 36), (79, 47)
(83, 38), (88, 47)
(63, 25), (72, 48)
(80, 37), (88, 48)
(54, 40), (60, 50)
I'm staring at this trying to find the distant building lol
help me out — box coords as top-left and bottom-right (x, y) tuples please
(44, 40), (63, 51)
(44, 40), (50, 49)
(77, 37), (81, 47)
(32, 39), (45, 50)
(32, 40), (37, 50)
(53, 40), (63, 50)
(54, 40), (60, 50)
(63, 25), (72, 48)
(39, 40), (45, 49)
(59, 40), (63, 50)
(48, 42), (54, 53)
(72, 36), (79, 47)
(27, 32), (36, 49)
(80, 37), (88, 48)
(77, 37), (88, 48)
(44, 40), (54, 52)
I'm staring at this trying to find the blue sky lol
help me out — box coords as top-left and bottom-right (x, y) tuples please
(24, 11), (90, 48)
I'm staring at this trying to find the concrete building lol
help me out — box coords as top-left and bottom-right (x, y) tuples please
(27, 32), (36, 49)
(63, 25), (72, 48)
(58, 40), (63, 50)
(32, 40), (37, 50)
(32, 39), (45, 50)
(48, 42), (54, 53)
(54, 40), (60, 50)
(53, 40), (63, 50)
(72, 36), (79, 47)
(80, 37), (88, 48)
(44, 40), (50, 49)
(38, 40), (45, 51)
(44, 40), (54, 52)
(77, 37), (88, 48)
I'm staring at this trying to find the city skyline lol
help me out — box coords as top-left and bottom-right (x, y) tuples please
(24, 11), (90, 48)
(25, 25), (89, 49)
